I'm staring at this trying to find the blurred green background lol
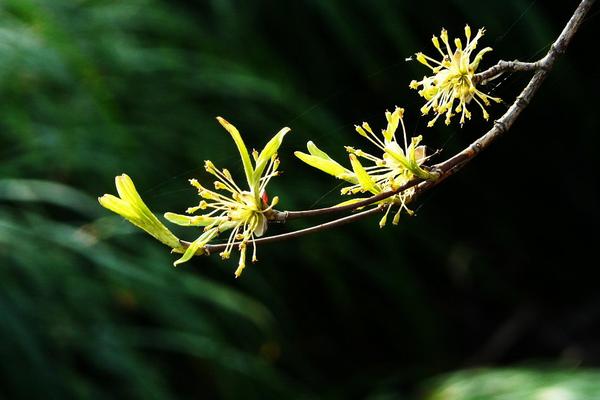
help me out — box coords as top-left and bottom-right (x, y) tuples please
(1, 0), (599, 399)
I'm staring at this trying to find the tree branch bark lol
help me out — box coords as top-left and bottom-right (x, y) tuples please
(203, 207), (383, 254)
(266, 177), (426, 222)
(473, 60), (541, 84)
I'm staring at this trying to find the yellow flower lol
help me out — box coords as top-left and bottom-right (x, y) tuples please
(295, 107), (434, 227)
(98, 174), (183, 250)
(409, 25), (502, 127)
(164, 117), (289, 277)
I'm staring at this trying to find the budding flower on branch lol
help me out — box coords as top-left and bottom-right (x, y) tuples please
(100, 117), (290, 278)
(409, 25), (502, 127)
(98, 174), (182, 250)
(295, 107), (435, 227)
(164, 117), (289, 277)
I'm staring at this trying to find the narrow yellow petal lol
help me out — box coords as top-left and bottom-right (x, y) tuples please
(98, 194), (137, 219)
(216, 116), (254, 188)
(173, 229), (218, 266)
(253, 126), (290, 183)
(471, 47), (493, 70)
(99, 174), (181, 249)
(349, 154), (377, 193)
(295, 151), (356, 183)
(173, 237), (204, 266)
(334, 197), (370, 208)
(164, 212), (218, 227)
(306, 141), (331, 158)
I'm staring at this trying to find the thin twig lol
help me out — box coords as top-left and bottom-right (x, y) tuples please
(267, 177), (426, 221)
(473, 60), (541, 84)
(181, 0), (594, 254)
(203, 207), (383, 253)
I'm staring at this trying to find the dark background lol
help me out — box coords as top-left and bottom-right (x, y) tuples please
(1, 0), (599, 399)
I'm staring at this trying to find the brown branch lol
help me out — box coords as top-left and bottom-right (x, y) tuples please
(473, 60), (541, 84)
(266, 177), (427, 221)
(203, 207), (383, 253)
(474, 0), (593, 84)
(181, 0), (593, 254)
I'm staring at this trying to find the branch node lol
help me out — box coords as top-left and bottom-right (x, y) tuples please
(493, 120), (508, 135)
(266, 209), (288, 222)
(427, 167), (443, 180)
(279, 211), (289, 223)
(515, 96), (530, 109)
(551, 42), (567, 56)
(469, 141), (483, 155)
(536, 59), (551, 72)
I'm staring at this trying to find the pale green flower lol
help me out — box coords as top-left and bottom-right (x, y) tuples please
(98, 174), (183, 250)
(295, 107), (434, 227)
(164, 117), (289, 277)
(410, 25), (502, 127)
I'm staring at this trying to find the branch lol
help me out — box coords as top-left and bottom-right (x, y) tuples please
(474, 0), (593, 84)
(180, 0), (594, 254)
(268, 0), (594, 222)
(266, 176), (427, 221)
(473, 60), (541, 84)
(203, 207), (383, 253)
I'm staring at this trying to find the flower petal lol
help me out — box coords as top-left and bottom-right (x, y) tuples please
(334, 197), (371, 208)
(174, 236), (205, 266)
(253, 126), (290, 183)
(471, 47), (493, 70)
(295, 150), (355, 183)
(173, 228), (218, 266)
(98, 194), (137, 219)
(164, 212), (219, 227)
(306, 141), (331, 158)
(216, 117), (254, 189)
(99, 174), (181, 249)
(349, 154), (377, 193)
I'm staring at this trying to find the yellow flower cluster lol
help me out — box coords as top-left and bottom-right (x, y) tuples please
(410, 25), (501, 126)
(296, 107), (434, 227)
